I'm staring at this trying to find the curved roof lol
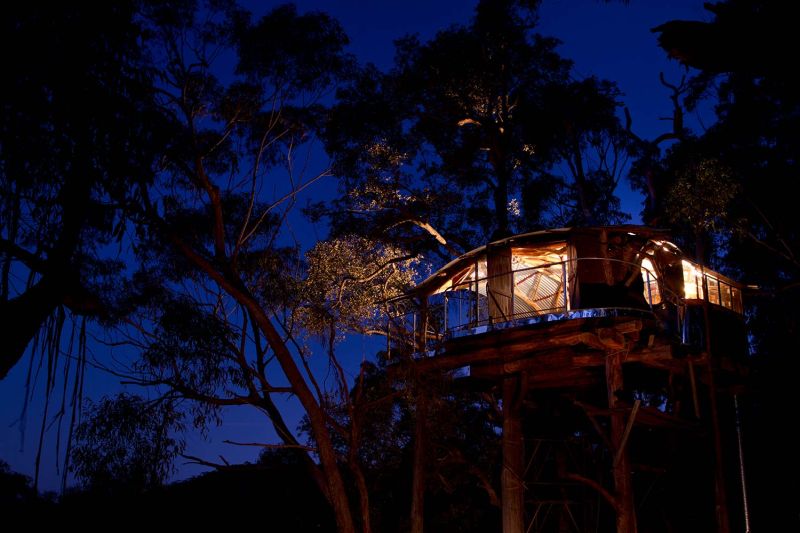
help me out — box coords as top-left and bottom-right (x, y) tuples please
(411, 225), (672, 296)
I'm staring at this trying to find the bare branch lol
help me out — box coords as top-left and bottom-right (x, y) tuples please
(564, 472), (618, 510)
(222, 440), (316, 452)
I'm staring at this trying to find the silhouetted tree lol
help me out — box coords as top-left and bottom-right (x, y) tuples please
(0, 2), (165, 379)
(649, 2), (800, 530)
(107, 3), (419, 532)
(318, 0), (632, 260)
(70, 394), (184, 495)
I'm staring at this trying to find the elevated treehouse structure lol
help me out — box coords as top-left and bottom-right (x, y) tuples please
(387, 226), (749, 533)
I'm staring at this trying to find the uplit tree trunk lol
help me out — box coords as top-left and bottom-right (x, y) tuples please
(351, 461), (373, 533)
(487, 245), (513, 324)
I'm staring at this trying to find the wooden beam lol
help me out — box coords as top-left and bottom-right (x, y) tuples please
(613, 399), (641, 468)
(606, 349), (638, 533)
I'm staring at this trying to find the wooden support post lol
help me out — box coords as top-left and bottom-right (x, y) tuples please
(701, 269), (732, 533)
(707, 359), (731, 533)
(688, 359), (701, 419)
(606, 350), (638, 533)
(410, 388), (427, 533)
(614, 399), (641, 468)
(488, 245), (513, 323)
(502, 374), (525, 533)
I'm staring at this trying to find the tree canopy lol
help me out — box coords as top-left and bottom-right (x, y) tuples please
(4, 1), (800, 532)
(317, 0), (633, 261)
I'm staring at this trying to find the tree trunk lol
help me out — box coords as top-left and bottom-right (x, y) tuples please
(487, 245), (513, 324)
(410, 389), (427, 533)
(502, 374), (525, 533)
(570, 141), (595, 224)
(0, 276), (59, 379)
(351, 460), (373, 533)
(247, 300), (357, 533)
(606, 350), (637, 533)
(169, 243), (359, 533)
(0, 175), (93, 379)
(701, 275), (731, 533)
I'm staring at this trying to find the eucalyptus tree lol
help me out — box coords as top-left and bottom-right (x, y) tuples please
(113, 4), (420, 533)
(0, 2), (165, 380)
(317, 3), (639, 533)
(3, 2), (422, 531)
(319, 0), (634, 262)
(650, 3), (800, 529)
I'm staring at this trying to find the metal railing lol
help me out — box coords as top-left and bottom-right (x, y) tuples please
(387, 257), (681, 356)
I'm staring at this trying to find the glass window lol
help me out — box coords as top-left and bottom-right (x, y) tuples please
(641, 258), (661, 305)
(720, 282), (733, 310)
(706, 276), (720, 305)
(682, 260), (704, 300)
(680, 261), (744, 314)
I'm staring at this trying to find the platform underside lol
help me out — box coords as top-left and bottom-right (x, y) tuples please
(406, 308), (747, 391)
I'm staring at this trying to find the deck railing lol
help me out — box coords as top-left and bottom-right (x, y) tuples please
(387, 257), (681, 356)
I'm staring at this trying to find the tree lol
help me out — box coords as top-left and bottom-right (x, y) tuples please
(0, 460), (44, 507)
(647, 2), (800, 530)
(100, 3), (426, 532)
(0, 2), (165, 379)
(319, 0), (633, 261)
(70, 394), (184, 494)
(318, 3), (642, 532)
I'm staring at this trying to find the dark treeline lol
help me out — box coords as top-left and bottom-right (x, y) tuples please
(1, 0), (798, 532)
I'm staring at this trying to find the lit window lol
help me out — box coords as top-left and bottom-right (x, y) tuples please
(641, 258), (661, 305)
(707, 276), (720, 305)
(682, 260), (704, 300)
(681, 260), (743, 314)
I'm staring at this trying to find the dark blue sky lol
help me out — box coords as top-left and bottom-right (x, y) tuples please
(1, 0), (712, 491)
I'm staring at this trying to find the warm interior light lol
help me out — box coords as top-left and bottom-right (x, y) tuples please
(681, 260), (743, 313)
(641, 258), (661, 305)
(682, 260), (704, 300)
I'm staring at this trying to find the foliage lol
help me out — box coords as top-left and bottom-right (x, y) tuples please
(320, 0), (633, 261)
(0, 460), (40, 506)
(0, 1), (166, 378)
(300, 235), (420, 337)
(665, 158), (738, 233)
(650, 2), (800, 529)
(70, 394), (184, 493)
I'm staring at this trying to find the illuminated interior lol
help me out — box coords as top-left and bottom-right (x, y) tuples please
(431, 242), (666, 316)
(420, 242), (743, 336)
(641, 257), (661, 305)
(429, 243), (570, 317)
(681, 260), (743, 313)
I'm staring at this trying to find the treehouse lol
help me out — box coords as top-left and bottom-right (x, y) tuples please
(388, 226), (747, 373)
(387, 226), (750, 533)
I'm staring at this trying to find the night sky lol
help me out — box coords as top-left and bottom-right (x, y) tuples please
(1, 0), (712, 491)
